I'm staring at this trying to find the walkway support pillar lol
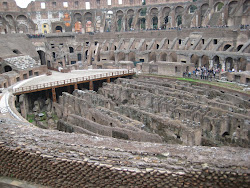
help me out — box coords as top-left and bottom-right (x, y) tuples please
(52, 87), (56, 102)
(89, 81), (93, 91)
(107, 78), (111, 83)
(74, 83), (78, 90)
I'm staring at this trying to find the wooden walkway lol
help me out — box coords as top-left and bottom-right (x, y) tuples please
(13, 70), (135, 101)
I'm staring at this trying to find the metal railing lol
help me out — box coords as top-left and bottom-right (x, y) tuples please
(14, 70), (135, 94)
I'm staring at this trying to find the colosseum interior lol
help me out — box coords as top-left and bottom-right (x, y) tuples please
(0, 0), (250, 187)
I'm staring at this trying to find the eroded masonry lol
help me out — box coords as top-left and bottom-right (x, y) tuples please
(0, 0), (250, 187)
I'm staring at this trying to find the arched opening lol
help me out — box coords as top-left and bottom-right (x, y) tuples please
(159, 53), (167, 61)
(237, 44), (243, 51)
(214, 2), (224, 12)
(223, 44), (231, 51)
(117, 52), (125, 61)
(225, 57), (233, 71)
(176, 15), (182, 26)
(4, 65), (12, 72)
(190, 54), (199, 67)
(237, 57), (247, 71)
(37, 50), (46, 65)
(243, 0), (250, 13)
(128, 52), (135, 62)
(85, 50), (88, 60)
(55, 26), (62, 32)
(213, 56), (221, 69)
(69, 47), (74, 53)
(140, 18), (146, 30)
(52, 52), (56, 59)
(152, 17), (158, 29)
(201, 4), (209, 25)
(164, 16), (169, 25)
(148, 52), (156, 62)
(128, 17), (133, 30)
(170, 52), (177, 62)
(117, 19), (122, 32)
(77, 53), (82, 61)
(201, 55), (209, 68)
(13, 49), (21, 54)
(228, 1), (238, 15)
(189, 5), (197, 14)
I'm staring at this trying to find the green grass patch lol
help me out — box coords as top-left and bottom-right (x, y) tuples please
(27, 114), (35, 123)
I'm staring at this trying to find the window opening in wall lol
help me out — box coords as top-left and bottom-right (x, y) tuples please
(29, 70), (33, 76)
(60, 43), (63, 46)
(34, 72), (39, 76)
(71, 61), (76, 64)
(118, 0), (122, 5)
(3, 2), (8, 9)
(179, 39), (182, 45)
(75, 1), (78, 7)
(23, 74), (28, 79)
(63, 2), (68, 8)
(16, 77), (20, 82)
(86, 42), (89, 46)
(4, 83), (6, 88)
(168, 40), (170, 44)
(85, 2), (90, 9)
(189, 5), (197, 14)
(108, 0), (112, 5)
(156, 44), (159, 49)
(69, 47), (74, 53)
(95, 41), (98, 45)
(77, 53), (82, 61)
(41, 2), (46, 9)
(140, 59), (144, 62)
(52, 2), (56, 7)
(202, 39), (205, 44)
(214, 39), (218, 44)
(13, 49), (21, 54)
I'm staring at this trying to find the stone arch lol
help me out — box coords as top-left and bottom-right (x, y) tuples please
(225, 57), (233, 71)
(213, 55), (220, 69)
(16, 15), (27, 21)
(4, 65), (12, 72)
(128, 52), (135, 62)
(148, 52), (156, 62)
(243, 0), (250, 13)
(55, 25), (62, 32)
(117, 52), (125, 61)
(190, 54), (199, 67)
(214, 2), (224, 12)
(228, 1), (238, 15)
(84, 12), (93, 33)
(37, 50), (46, 65)
(162, 7), (171, 28)
(188, 5), (197, 14)
(116, 10), (124, 32)
(175, 6), (184, 14)
(176, 15), (182, 26)
(223, 44), (232, 51)
(74, 13), (82, 22)
(139, 18), (146, 30)
(152, 17), (158, 29)
(237, 44), (243, 51)
(159, 53), (167, 61)
(201, 3), (209, 24)
(237, 57), (247, 71)
(201, 55), (209, 68)
(17, 24), (28, 33)
(127, 9), (134, 30)
(169, 52), (177, 62)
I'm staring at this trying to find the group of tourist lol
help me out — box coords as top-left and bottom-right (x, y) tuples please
(183, 66), (221, 81)
(240, 24), (249, 29)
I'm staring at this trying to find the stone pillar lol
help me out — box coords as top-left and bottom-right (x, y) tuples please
(198, 57), (202, 67)
(52, 87), (57, 102)
(209, 58), (214, 69)
(89, 81), (93, 90)
(221, 59), (226, 72)
(74, 83), (78, 90)
(107, 78), (111, 83)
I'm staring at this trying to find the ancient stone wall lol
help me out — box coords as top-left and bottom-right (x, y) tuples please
(0, 119), (249, 187)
